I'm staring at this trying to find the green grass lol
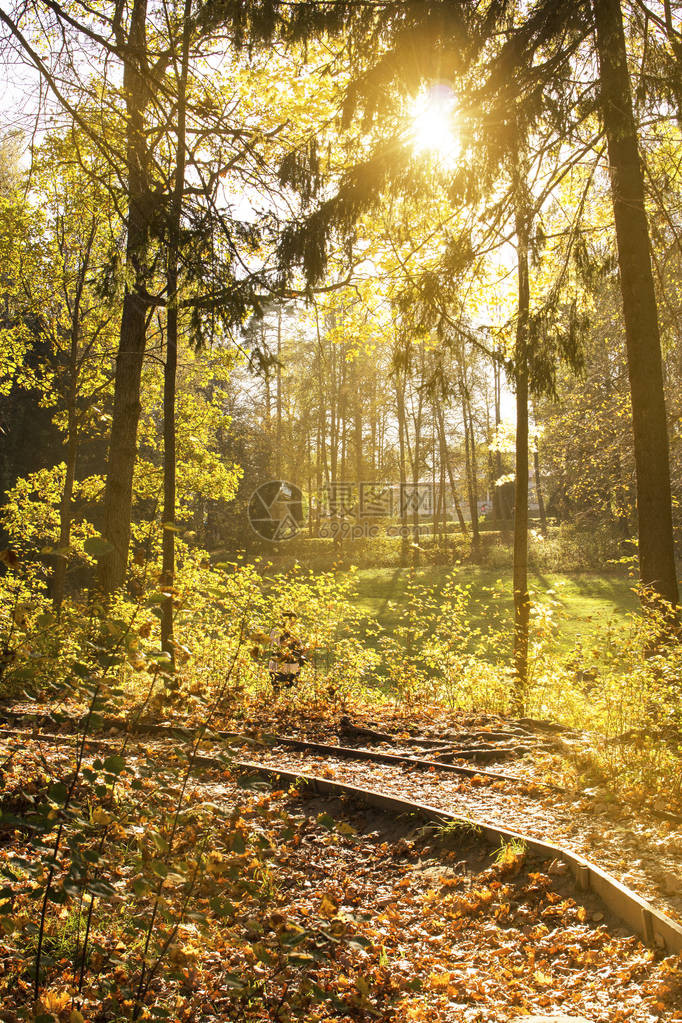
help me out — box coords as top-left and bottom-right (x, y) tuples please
(348, 564), (640, 654)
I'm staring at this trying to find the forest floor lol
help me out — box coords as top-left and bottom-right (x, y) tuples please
(247, 727), (682, 923)
(2, 707), (682, 1023)
(3, 699), (681, 926)
(218, 700), (682, 919)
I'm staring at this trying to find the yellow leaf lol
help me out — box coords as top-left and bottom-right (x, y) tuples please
(39, 990), (71, 1013)
(356, 975), (370, 997)
(319, 893), (338, 919)
(533, 970), (552, 986)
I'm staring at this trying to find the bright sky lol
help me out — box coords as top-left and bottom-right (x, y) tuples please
(1, 25), (521, 428)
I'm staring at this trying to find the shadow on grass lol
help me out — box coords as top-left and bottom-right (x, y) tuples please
(349, 564), (640, 658)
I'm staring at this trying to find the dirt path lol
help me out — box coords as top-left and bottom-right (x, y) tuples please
(245, 743), (682, 925)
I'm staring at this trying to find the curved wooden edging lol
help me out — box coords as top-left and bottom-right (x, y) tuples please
(261, 736), (559, 788)
(233, 759), (682, 956)
(0, 713), (551, 788)
(2, 721), (679, 952)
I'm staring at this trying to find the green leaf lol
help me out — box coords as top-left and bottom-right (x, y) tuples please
(230, 832), (246, 855)
(48, 781), (67, 804)
(222, 972), (247, 990)
(102, 754), (125, 775)
(83, 536), (114, 558)
(287, 952), (315, 964)
(185, 909), (209, 923)
(88, 879), (115, 898)
(280, 927), (306, 948)
(150, 831), (169, 854)
(146, 650), (172, 664)
(209, 896), (235, 917)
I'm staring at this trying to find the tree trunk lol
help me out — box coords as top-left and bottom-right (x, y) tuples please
(53, 410), (78, 614)
(53, 225), (94, 614)
(263, 321), (271, 440)
(661, 0), (682, 132)
(466, 390), (480, 549)
(100, 0), (151, 593)
(439, 441), (446, 542)
(319, 399), (331, 492)
(275, 307), (282, 478)
(613, 451), (631, 537)
(513, 196), (531, 715)
(396, 369), (409, 566)
(460, 377), (480, 552)
(378, 408), (385, 473)
(432, 430), (438, 546)
(315, 414), (322, 536)
(593, 0), (679, 608)
(484, 383), (495, 526)
(329, 339), (338, 484)
(160, 320), (177, 658)
(532, 406), (548, 537)
(161, 0), (191, 658)
(409, 366), (423, 568)
(307, 430), (313, 536)
(435, 397), (468, 536)
(354, 382), (363, 507)
(533, 446), (548, 537)
(370, 378), (377, 474)
(341, 409), (347, 481)
(492, 355), (504, 523)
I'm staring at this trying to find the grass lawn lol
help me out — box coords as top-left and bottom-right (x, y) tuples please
(348, 564), (640, 653)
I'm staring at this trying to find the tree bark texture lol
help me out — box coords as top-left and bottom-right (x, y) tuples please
(100, 0), (152, 593)
(161, 0), (192, 657)
(513, 197), (531, 713)
(593, 0), (679, 607)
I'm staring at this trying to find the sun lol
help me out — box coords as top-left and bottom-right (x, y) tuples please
(411, 84), (460, 167)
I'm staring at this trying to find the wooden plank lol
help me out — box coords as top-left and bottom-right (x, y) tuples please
(234, 759), (682, 954)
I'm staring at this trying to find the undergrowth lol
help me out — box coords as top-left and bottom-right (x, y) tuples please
(0, 520), (680, 1019)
